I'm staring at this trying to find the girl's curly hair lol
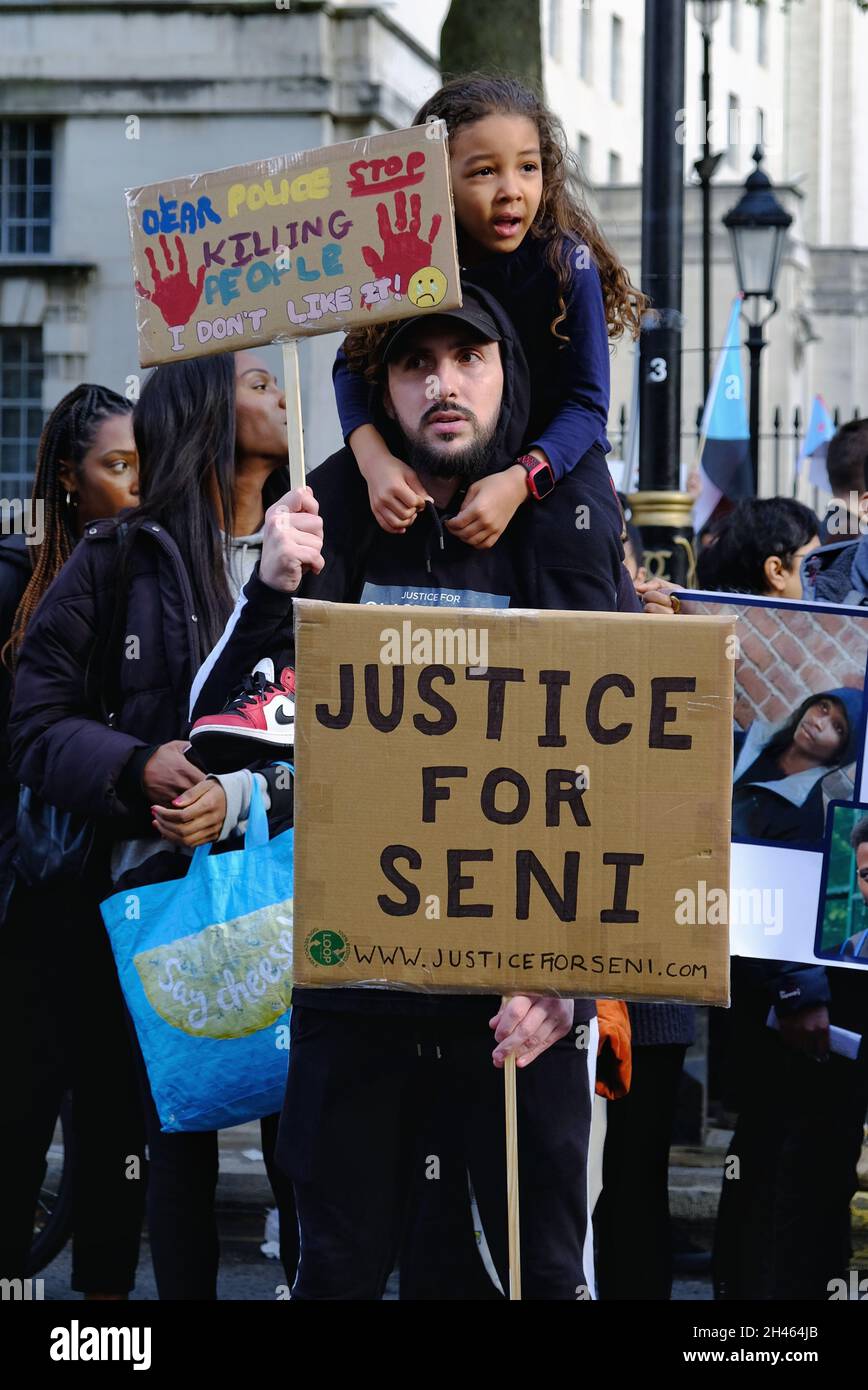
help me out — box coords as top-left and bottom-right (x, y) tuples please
(343, 73), (649, 380)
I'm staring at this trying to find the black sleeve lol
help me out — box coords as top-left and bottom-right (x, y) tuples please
(115, 744), (158, 814)
(9, 545), (151, 817)
(189, 564), (295, 724)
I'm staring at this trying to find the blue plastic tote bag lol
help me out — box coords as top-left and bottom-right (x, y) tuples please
(102, 776), (293, 1132)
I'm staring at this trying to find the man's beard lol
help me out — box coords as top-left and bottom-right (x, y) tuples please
(402, 405), (497, 483)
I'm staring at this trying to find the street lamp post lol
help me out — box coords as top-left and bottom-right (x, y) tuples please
(691, 0), (725, 400)
(745, 318), (766, 494)
(629, 0), (694, 587)
(722, 146), (793, 492)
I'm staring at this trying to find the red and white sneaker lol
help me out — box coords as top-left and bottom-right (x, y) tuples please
(190, 658), (295, 762)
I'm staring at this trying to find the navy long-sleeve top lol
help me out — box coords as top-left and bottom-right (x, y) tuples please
(332, 234), (611, 484)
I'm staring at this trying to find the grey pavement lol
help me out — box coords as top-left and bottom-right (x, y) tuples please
(37, 1120), (716, 1301)
(34, 1120), (865, 1301)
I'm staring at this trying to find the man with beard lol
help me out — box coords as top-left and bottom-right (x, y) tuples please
(290, 286), (624, 617)
(190, 285), (624, 1299)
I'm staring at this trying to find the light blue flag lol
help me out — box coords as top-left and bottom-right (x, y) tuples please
(693, 296), (752, 532)
(798, 395), (835, 491)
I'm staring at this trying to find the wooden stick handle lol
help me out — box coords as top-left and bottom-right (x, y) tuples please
(504, 1052), (521, 1300)
(282, 339), (306, 491)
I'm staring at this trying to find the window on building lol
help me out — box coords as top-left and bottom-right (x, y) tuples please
(578, 132), (591, 175)
(727, 92), (741, 165)
(757, 1), (768, 65)
(610, 14), (624, 103)
(0, 120), (53, 254)
(730, 0), (741, 51)
(579, 0), (593, 81)
(547, 0), (561, 59)
(0, 329), (44, 497)
(608, 150), (622, 184)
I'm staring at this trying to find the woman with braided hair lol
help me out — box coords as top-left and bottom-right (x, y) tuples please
(0, 383), (145, 1298)
(2, 382), (140, 671)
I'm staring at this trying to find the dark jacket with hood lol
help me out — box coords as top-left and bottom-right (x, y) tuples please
(193, 287), (623, 724)
(731, 686), (862, 848)
(801, 535), (868, 606)
(191, 286), (621, 1020)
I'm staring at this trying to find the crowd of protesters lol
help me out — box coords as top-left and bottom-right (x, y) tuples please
(0, 72), (866, 1302)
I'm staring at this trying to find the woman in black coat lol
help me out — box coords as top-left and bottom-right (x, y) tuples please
(9, 351), (317, 1300)
(0, 385), (145, 1298)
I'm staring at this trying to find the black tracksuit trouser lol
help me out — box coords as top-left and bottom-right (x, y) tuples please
(0, 879), (145, 1293)
(277, 1005), (595, 1301)
(132, 1048), (299, 1301)
(714, 1030), (868, 1301)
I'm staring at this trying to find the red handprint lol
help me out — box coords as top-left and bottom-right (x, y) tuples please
(361, 192), (442, 290)
(135, 234), (205, 327)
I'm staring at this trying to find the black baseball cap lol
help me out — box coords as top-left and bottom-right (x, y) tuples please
(381, 290), (502, 365)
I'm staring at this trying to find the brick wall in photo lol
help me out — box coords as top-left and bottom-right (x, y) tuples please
(690, 601), (867, 731)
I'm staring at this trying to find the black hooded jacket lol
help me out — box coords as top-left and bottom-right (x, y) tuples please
(308, 284), (620, 616)
(192, 287), (623, 724)
(190, 287), (621, 1019)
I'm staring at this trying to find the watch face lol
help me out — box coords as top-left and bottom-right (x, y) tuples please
(530, 463), (555, 499)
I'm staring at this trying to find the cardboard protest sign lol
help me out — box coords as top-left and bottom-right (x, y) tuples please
(292, 600), (736, 1004)
(683, 592), (868, 972)
(125, 124), (460, 367)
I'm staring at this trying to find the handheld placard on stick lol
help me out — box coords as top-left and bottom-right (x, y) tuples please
(282, 339), (306, 492)
(504, 1052), (521, 1300)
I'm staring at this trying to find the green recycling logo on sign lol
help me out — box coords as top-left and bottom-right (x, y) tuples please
(305, 929), (349, 968)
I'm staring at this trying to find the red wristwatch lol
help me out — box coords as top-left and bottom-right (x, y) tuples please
(516, 453), (556, 501)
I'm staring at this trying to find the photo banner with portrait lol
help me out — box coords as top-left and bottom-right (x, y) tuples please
(683, 592), (868, 971)
(292, 600), (736, 1006)
(125, 123), (461, 367)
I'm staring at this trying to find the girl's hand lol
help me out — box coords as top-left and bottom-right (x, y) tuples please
(362, 452), (430, 533)
(445, 466), (527, 549)
(635, 577), (684, 616)
(350, 424), (429, 532)
(152, 778), (227, 848)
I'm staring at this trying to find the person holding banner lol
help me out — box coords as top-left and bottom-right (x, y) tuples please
(696, 498), (820, 602)
(8, 351), (323, 1300)
(334, 75), (642, 581)
(191, 285), (624, 1300)
(637, 496), (820, 613)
